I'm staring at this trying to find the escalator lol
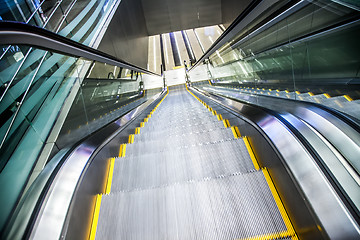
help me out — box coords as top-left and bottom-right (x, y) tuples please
(1, 0), (360, 239)
(92, 85), (297, 239)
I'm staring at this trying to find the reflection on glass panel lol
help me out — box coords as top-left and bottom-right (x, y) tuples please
(201, 0), (359, 110)
(0, 44), (84, 230)
(189, 0), (360, 213)
(0, 0), (32, 22)
(56, 60), (160, 149)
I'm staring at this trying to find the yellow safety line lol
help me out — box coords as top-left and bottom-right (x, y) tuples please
(105, 158), (115, 194)
(323, 93), (331, 98)
(237, 230), (290, 240)
(344, 95), (353, 102)
(231, 126), (241, 139)
(128, 134), (134, 144)
(172, 65), (184, 69)
(208, 80), (212, 86)
(119, 144), (127, 157)
(135, 127), (140, 135)
(223, 119), (230, 128)
(243, 136), (260, 170)
(89, 194), (102, 240)
(262, 168), (298, 240)
(212, 110), (217, 115)
(217, 114), (223, 121)
(122, 144), (126, 157)
(119, 144), (123, 157)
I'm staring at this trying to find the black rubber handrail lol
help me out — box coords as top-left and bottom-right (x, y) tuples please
(0, 21), (159, 76)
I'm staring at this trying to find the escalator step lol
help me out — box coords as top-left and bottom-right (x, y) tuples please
(96, 171), (287, 240)
(140, 120), (225, 134)
(134, 125), (234, 143)
(112, 139), (256, 192)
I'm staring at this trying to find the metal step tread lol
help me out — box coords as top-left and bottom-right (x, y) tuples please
(112, 139), (255, 192)
(127, 126), (235, 147)
(134, 125), (233, 142)
(140, 120), (225, 134)
(96, 171), (287, 240)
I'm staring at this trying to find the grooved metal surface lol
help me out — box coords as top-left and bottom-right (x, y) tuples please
(96, 88), (288, 239)
(97, 172), (286, 240)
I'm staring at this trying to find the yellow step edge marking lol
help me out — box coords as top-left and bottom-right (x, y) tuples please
(89, 194), (102, 240)
(308, 92), (314, 96)
(105, 158), (115, 194)
(237, 230), (291, 240)
(262, 168), (298, 240)
(121, 144), (126, 157)
(231, 126), (241, 139)
(243, 136), (260, 170)
(344, 95), (353, 102)
(208, 80), (212, 86)
(323, 93), (331, 98)
(119, 144), (123, 157)
(119, 144), (127, 157)
(295, 91), (300, 95)
(135, 127), (140, 135)
(285, 90), (289, 93)
(212, 110), (217, 115)
(140, 122), (145, 128)
(128, 134), (134, 144)
(223, 119), (230, 128)
(172, 65), (184, 69)
(217, 114), (223, 121)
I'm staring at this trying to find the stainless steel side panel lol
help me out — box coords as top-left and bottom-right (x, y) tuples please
(194, 88), (360, 239)
(28, 92), (163, 240)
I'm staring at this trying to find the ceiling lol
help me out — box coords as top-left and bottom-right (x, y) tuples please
(141, 0), (222, 35)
